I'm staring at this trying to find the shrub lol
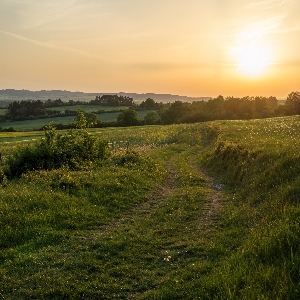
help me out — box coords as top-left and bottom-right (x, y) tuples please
(5, 126), (110, 178)
(112, 150), (143, 167)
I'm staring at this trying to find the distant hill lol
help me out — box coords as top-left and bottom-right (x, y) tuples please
(0, 89), (210, 104)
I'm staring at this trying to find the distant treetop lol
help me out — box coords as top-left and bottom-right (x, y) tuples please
(92, 95), (133, 106)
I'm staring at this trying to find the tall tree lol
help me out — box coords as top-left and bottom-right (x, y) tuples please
(285, 91), (300, 115)
(117, 109), (140, 126)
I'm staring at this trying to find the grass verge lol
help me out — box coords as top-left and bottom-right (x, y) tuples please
(0, 118), (299, 299)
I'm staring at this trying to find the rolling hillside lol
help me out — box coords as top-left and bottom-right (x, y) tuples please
(0, 117), (299, 299)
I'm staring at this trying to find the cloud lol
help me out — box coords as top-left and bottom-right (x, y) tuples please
(269, 22), (300, 34)
(0, 30), (102, 59)
(245, 0), (283, 10)
(17, 0), (82, 29)
(279, 0), (285, 7)
(1, 0), (109, 32)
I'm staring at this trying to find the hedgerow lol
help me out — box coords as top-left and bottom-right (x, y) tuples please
(5, 124), (110, 178)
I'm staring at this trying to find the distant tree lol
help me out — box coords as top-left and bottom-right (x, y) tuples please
(75, 108), (87, 129)
(253, 97), (268, 114)
(274, 104), (286, 116)
(144, 111), (159, 125)
(267, 96), (278, 109)
(285, 91), (300, 115)
(6, 100), (46, 119)
(140, 98), (156, 109)
(92, 95), (133, 106)
(44, 98), (64, 107)
(238, 98), (254, 119)
(224, 97), (241, 116)
(160, 101), (191, 124)
(206, 95), (225, 117)
(85, 112), (100, 128)
(117, 109), (140, 126)
(74, 109), (100, 129)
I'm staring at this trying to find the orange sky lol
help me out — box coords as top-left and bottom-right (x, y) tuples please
(1, 0), (300, 99)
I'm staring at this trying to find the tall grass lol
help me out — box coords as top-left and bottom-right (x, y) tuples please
(0, 118), (299, 298)
(197, 116), (300, 299)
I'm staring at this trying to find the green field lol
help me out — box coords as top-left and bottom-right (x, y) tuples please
(45, 105), (130, 113)
(0, 105), (127, 117)
(0, 109), (7, 116)
(0, 110), (152, 131)
(0, 95), (94, 102)
(0, 116), (299, 298)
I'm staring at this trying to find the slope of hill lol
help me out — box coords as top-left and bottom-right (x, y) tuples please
(0, 117), (299, 298)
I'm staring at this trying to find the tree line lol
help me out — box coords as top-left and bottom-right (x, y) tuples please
(156, 92), (300, 124)
(92, 95), (133, 106)
(2, 91), (300, 129)
(5, 95), (134, 120)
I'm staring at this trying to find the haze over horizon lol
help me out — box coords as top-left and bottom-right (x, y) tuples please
(1, 0), (300, 99)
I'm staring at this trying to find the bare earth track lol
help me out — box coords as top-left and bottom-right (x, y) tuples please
(77, 156), (224, 246)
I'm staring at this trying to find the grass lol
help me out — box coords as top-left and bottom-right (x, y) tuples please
(0, 117), (299, 298)
(0, 110), (153, 131)
(45, 104), (130, 113)
(0, 95), (94, 102)
(0, 109), (7, 116)
(197, 116), (300, 299)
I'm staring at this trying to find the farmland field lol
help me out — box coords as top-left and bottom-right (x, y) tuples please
(0, 109), (7, 116)
(0, 110), (152, 131)
(45, 104), (130, 113)
(0, 116), (299, 299)
(0, 105), (129, 117)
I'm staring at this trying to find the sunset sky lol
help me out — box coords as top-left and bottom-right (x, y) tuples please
(1, 0), (300, 98)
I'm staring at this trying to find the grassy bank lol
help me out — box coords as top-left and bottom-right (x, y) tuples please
(0, 117), (299, 298)
(198, 116), (300, 299)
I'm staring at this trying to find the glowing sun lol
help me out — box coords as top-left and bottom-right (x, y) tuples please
(238, 46), (270, 76)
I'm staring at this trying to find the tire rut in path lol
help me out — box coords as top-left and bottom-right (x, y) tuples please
(75, 159), (178, 242)
(188, 157), (224, 229)
(75, 158), (224, 243)
(200, 172), (224, 228)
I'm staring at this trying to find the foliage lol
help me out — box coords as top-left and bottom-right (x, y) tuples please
(285, 91), (300, 115)
(198, 116), (300, 299)
(117, 108), (140, 126)
(5, 129), (109, 178)
(158, 96), (279, 124)
(3, 91), (300, 131)
(143, 110), (159, 125)
(139, 98), (164, 110)
(160, 100), (191, 124)
(92, 94), (133, 106)
(6, 99), (46, 119)
(0, 118), (299, 298)
(5, 113), (110, 178)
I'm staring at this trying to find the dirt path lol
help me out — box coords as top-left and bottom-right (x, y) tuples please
(188, 155), (225, 229)
(74, 158), (179, 243)
(199, 170), (224, 228)
(82, 158), (223, 245)
(72, 152), (224, 249)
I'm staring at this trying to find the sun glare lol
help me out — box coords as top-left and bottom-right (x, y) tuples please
(237, 46), (270, 76)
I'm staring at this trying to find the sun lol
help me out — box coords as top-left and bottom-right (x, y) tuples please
(237, 45), (270, 76)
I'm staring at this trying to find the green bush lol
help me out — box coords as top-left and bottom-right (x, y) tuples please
(112, 150), (143, 166)
(5, 127), (110, 178)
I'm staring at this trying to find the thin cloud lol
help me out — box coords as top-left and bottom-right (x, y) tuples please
(233, 13), (286, 43)
(246, 0), (283, 10)
(0, 30), (102, 59)
(269, 22), (300, 34)
(279, 0), (285, 7)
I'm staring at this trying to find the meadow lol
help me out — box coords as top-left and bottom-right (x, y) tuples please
(0, 110), (152, 131)
(0, 116), (299, 299)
